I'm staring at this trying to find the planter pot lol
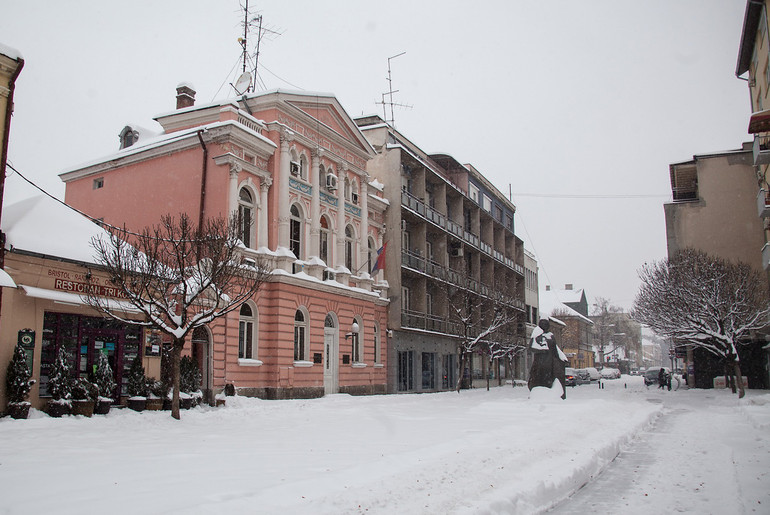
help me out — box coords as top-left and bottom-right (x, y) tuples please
(180, 397), (193, 410)
(7, 402), (31, 419)
(71, 399), (95, 417)
(145, 398), (163, 411)
(127, 397), (146, 412)
(94, 399), (112, 415)
(47, 400), (71, 418)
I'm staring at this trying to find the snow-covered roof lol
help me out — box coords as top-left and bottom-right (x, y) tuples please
(538, 290), (593, 325)
(2, 194), (109, 265)
(0, 42), (23, 61)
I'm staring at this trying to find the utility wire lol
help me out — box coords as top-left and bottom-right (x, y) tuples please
(512, 193), (668, 199)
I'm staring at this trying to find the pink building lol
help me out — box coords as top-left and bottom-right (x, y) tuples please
(60, 87), (390, 400)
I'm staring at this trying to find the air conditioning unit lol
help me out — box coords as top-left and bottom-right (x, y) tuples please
(326, 173), (338, 191)
(290, 161), (300, 177)
(351, 192), (359, 204)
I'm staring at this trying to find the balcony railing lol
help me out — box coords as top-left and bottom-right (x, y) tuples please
(758, 189), (770, 218)
(754, 136), (770, 166)
(401, 190), (523, 274)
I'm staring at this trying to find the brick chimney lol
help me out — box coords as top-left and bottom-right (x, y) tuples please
(176, 83), (196, 109)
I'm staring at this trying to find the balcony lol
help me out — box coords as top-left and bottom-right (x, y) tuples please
(758, 189), (770, 218)
(754, 136), (770, 166)
(763, 243), (770, 272)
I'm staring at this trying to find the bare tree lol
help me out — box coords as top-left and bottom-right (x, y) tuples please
(632, 248), (770, 398)
(591, 298), (641, 369)
(86, 213), (270, 419)
(446, 281), (519, 392)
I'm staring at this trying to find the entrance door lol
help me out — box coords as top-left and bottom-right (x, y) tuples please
(191, 326), (211, 404)
(81, 329), (121, 400)
(323, 315), (338, 395)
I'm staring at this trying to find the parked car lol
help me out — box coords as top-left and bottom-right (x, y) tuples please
(644, 367), (671, 386)
(575, 368), (591, 383)
(579, 367), (601, 381)
(601, 367), (621, 379)
(565, 367), (582, 387)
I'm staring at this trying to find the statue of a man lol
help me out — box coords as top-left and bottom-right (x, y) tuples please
(528, 318), (569, 399)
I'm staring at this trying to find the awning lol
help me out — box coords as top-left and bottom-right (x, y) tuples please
(20, 285), (139, 313)
(0, 268), (17, 288)
(748, 109), (770, 133)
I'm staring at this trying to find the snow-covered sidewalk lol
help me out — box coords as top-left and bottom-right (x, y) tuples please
(0, 377), (767, 514)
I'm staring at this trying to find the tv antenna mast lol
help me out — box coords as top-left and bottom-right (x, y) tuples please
(377, 52), (412, 127)
(232, 0), (281, 94)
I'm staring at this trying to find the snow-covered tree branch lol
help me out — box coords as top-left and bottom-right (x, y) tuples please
(85, 213), (270, 418)
(631, 248), (770, 398)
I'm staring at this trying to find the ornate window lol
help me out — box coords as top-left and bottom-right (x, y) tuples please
(238, 187), (255, 248)
(238, 302), (257, 359)
(373, 322), (381, 365)
(294, 309), (309, 361)
(345, 225), (355, 271)
(320, 215), (331, 264)
(290, 204), (302, 259)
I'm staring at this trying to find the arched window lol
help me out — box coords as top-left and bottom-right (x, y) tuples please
(239, 302), (257, 359)
(351, 317), (362, 363)
(238, 187), (255, 248)
(294, 308), (309, 361)
(344, 176), (351, 201)
(345, 225), (355, 271)
(299, 154), (308, 180)
(320, 215), (331, 264)
(290, 204), (302, 259)
(368, 237), (376, 275)
(373, 322), (381, 364)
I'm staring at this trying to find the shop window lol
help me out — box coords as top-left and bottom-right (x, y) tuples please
(422, 352), (436, 389)
(398, 350), (414, 391)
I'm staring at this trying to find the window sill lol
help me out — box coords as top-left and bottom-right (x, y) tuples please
(238, 359), (263, 367)
(373, 363), (384, 368)
(293, 360), (313, 368)
(352, 362), (367, 369)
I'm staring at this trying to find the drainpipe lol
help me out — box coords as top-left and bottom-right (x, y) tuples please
(0, 56), (24, 327)
(196, 129), (208, 233)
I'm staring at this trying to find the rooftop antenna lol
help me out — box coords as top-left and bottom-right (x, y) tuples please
(233, 0), (281, 94)
(377, 52), (412, 127)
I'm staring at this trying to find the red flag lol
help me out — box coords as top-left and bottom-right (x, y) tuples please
(371, 242), (387, 274)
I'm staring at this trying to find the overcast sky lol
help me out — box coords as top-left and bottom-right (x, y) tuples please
(0, 1), (753, 310)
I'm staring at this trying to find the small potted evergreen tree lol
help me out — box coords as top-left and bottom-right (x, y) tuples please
(126, 354), (147, 412)
(47, 346), (72, 417)
(93, 352), (116, 415)
(145, 377), (164, 410)
(179, 355), (201, 409)
(5, 343), (36, 419)
(70, 377), (97, 417)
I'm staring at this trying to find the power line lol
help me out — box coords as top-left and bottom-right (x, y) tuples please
(512, 192), (668, 199)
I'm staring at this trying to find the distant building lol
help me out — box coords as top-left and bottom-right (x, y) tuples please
(539, 285), (595, 369)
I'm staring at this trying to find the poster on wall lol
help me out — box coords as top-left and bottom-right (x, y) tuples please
(18, 329), (35, 371)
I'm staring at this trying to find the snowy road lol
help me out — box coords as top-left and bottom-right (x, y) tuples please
(549, 387), (770, 514)
(0, 378), (768, 514)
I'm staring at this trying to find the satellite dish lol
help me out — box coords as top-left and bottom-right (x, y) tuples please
(233, 72), (252, 95)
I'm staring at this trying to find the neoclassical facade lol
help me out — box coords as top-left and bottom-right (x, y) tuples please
(60, 87), (389, 400)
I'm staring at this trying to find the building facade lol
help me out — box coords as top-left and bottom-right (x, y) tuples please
(355, 115), (527, 393)
(59, 87), (390, 400)
(539, 286), (596, 370)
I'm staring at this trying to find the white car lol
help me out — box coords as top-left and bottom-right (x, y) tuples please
(600, 367), (621, 379)
(578, 367), (601, 381)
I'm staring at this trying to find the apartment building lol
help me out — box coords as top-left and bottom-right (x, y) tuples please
(355, 115), (526, 393)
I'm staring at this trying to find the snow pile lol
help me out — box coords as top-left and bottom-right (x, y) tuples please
(0, 377), (767, 514)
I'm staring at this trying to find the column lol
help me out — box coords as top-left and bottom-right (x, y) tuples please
(310, 148), (322, 258)
(359, 172), (370, 275)
(228, 163), (241, 217)
(258, 177), (271, 249)
(277, 130), (292, 249)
